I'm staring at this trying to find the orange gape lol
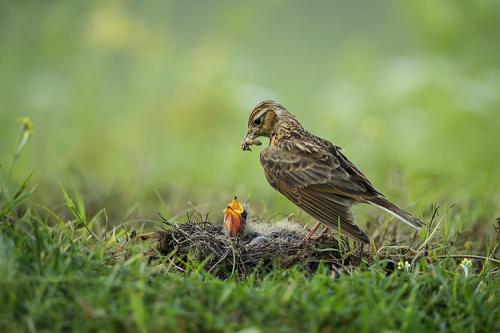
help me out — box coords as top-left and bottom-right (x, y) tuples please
(223, 196), (247, 237)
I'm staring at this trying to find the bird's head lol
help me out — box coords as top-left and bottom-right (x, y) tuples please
(241, 100), (301, 151)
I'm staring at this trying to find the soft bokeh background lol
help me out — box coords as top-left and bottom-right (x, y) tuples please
(1, 1), (499, 237)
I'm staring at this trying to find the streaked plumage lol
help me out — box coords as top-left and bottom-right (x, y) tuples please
(241, 100), (423, 243)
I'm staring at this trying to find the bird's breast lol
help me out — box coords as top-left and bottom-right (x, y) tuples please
(224, 212), (246, 237)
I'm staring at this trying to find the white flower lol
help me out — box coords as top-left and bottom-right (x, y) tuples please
(460, 258), (473, 278)
(397, 260), (411, 272)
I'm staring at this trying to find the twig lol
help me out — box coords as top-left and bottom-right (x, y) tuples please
(136, 231), (157, 240)
(208, 249), (231, 273)
(417, 210), (447, 253)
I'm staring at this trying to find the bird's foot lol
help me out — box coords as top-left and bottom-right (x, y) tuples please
(300, 222), (322, 244)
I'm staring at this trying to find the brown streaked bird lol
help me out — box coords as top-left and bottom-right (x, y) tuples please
(241, 100), (423, 243)
(223, 196), (248, 238)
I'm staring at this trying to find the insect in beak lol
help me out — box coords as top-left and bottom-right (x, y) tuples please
(241, 131), (262, 151)
(223, 196), (248, 237)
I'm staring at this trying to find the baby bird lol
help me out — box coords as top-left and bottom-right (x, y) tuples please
(241, 100), (423, 243)
(223, 196), (248, 238)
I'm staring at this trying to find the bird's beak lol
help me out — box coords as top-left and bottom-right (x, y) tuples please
(223, 196), (247, 237)
(223, 196), (246, 218)
(240, 129), (262, 151)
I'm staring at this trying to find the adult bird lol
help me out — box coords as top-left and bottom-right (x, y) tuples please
(241, 100), (423, 243)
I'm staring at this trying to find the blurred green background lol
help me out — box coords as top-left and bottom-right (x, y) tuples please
(1, 1), (499, 235)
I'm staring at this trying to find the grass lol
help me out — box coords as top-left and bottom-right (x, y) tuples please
(0, 207), (498, 333)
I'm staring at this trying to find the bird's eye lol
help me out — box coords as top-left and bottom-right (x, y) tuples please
(253, 115), (263, 126)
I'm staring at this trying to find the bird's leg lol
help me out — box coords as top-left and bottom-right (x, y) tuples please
(302, 222), (321, 242)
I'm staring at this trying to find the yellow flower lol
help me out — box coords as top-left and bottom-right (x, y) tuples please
(14, 116), (34, 157)
(17, 117), (34, 135)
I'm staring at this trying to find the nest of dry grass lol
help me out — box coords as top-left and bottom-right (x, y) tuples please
(141, 207), (499, 278)
(147, 214), (373, 278)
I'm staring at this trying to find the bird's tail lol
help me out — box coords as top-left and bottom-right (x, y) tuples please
(368, 197), (423, 230)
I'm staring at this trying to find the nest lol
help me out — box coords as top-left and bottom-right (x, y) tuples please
(141, 207), (499, 278)
(148, 215), (370, 278)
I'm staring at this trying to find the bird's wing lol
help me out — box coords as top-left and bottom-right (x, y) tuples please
(260, 141), (372, 243)
(260, 140), (377, 198)
(311, 135), (382, 196)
